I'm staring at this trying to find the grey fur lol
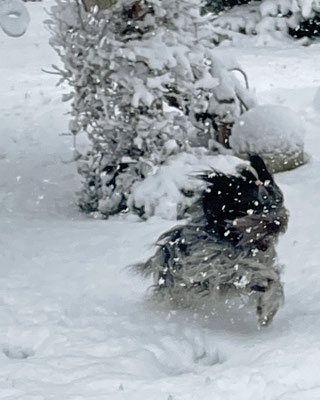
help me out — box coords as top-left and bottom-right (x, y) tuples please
(136, 207), (288, 326)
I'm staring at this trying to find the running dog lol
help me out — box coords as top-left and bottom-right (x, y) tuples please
(136, 155), (288, 326)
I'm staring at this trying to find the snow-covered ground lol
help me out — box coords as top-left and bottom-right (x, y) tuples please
(1, 2), (320, 399)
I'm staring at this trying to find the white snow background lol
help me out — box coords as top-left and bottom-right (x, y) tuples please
(1, 2), (320, 399)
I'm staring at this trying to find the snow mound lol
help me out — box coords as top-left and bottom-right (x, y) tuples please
(231, 105), (305, 154)
(0, 0), (30, 38)
(128, 151), (242, 220)
(230, 105), (305, 172)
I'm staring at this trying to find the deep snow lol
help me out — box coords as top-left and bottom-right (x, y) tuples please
(1, 2), (320, 399)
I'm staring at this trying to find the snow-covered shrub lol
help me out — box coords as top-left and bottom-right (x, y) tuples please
(128, 151), (242, 220)
(49, 0), (255, 218)
(0, 0), (30, 37)
(230, 105), (305, 172)
(289, 14), (320, 38)
(211, 0), (320, 46)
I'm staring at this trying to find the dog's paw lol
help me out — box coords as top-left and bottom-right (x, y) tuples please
(256, 280), (284, 326)
(257, 303), (278, 326)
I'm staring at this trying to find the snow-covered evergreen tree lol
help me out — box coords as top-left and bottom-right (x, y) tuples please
(49, 0), (254, 217)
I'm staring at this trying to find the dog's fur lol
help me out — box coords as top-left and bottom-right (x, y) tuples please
(136, 155), (289, 326)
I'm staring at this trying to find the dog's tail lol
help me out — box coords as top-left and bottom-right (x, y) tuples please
(133, 224), (187, 277)
(134, 256), (156, 277)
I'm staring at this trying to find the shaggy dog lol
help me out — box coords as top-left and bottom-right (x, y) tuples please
(136, 155), (288, 326)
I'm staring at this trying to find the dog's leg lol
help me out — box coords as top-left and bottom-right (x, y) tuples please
(256, 279), (284, 326)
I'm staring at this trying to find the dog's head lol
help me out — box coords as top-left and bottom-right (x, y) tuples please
(201, 154), (288, 249)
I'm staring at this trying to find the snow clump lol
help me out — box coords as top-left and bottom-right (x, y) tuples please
(128, 151), (242, 220)
(0, 0), (30, 37)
